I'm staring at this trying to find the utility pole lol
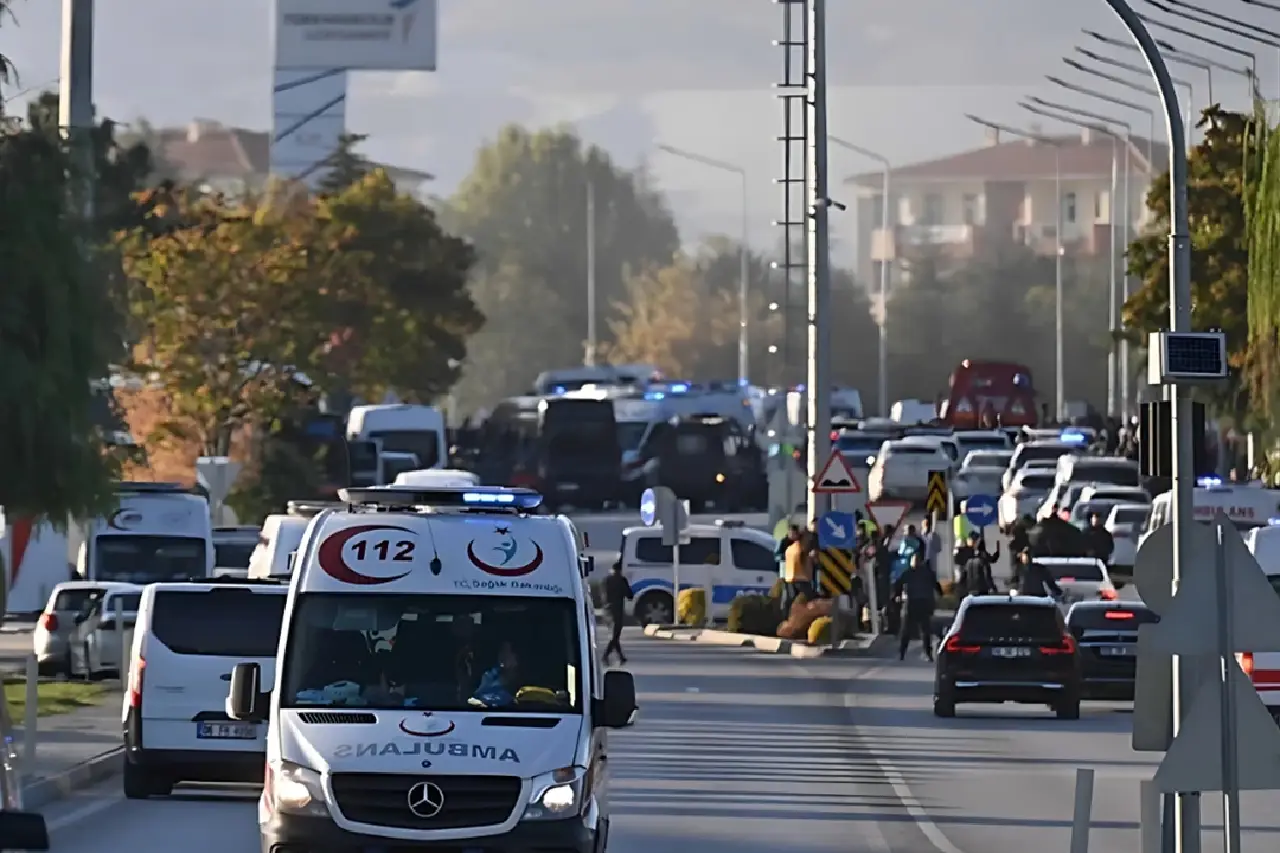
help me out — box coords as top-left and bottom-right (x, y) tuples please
(59, 0), (95, 221)
(585, 180), (597, 366)
(804, 0), (832, 527)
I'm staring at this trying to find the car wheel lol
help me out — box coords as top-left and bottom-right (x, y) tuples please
(123, 759), (172, 799)
(933, 688), (956, 718)
(636, 591), (674, 626)
(1056, 693), (1081, 720)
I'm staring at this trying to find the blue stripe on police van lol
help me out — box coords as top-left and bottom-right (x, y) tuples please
(630, 578), (771, 605)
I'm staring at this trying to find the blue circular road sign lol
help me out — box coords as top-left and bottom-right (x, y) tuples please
(639, 488), (657, 526)
(964, 494), (999, 528)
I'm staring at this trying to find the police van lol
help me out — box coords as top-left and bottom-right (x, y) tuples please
(225, 486), (635, 853)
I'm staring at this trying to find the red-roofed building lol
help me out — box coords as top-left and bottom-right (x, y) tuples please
(845, 125), (1165, 294)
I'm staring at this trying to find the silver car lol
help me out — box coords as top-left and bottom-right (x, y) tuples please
(32, 581), (140, 677)
(953, 450), (1013, 503)
(68, 587), (142, 679)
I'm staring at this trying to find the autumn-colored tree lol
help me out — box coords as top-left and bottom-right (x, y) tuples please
(1126, 107), (1255, 413)
(317, 132), (373, 195)
(321, 170), (482, 402)
(606, 258), (702, 376)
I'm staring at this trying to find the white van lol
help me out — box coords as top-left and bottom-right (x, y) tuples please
(122, 579), (289, 797)
(1139, 484), (1280, 551)
(619, 521), (779, 624)
(73, 483), (213, 583)
(225, 486), (635, 852)
(347, 404), (447, 472)
(248, 502), (343, 580)
(1053, 456), (1141, 488)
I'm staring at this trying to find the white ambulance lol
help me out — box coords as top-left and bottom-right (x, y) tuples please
(1138, 479), (1280, 552)
(225, 486), (634, 852)
(70, 483), (214, 584)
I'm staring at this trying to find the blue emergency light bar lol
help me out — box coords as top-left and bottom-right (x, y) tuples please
(1197, 476), (1223, 487)
(1059, 430), (1087, 444)
(1268, 517), (1280, 526)
(338, 486), (543, 510)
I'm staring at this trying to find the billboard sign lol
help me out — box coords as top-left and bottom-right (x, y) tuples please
(273, 0), (438, 71)
(270, 68), (348, 187)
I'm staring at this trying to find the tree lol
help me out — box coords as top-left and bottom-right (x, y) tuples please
(117, 188), (340, 457)
(0, 1), (15, 119)
(444, 124), (680, 376)
(1247, 109), (1280, 423)
(320, 170), (483, 402)
(1127, 107), (1255, 414)
(317, 132), (372, 195)
(0, 126), (120, 520)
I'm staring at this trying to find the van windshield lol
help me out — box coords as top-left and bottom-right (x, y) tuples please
(94, 536), (205, 583)
(369, 429), (440, 469)
(280, 594), (584, 713)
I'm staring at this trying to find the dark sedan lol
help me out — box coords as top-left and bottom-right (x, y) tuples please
(1066, 600), (1157, 700)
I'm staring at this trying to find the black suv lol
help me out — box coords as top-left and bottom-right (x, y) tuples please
(935, 595), (1082, 719)
(1066, 600), (1157, 700)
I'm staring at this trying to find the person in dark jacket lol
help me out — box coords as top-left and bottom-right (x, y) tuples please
(871, 526), (897, 633)
(1014, 547), (1064, 599)
(957, 532), (996, 597)
(1082, 513), (1115, 565)
(893, 552), (944, 660)
(602, 562), (635, 665)
(1008, 515), (1032, 572)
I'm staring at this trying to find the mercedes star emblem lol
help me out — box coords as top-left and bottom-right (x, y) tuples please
(406, 780), (445, 818)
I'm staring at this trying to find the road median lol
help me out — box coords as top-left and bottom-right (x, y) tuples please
(642, 623), (893, 658)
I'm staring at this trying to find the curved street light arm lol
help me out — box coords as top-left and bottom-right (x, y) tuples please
(1047, 74), (1153, 114)
(1029, 96), (1134, 132)
(828, 136), (889, 167)
(1137, 13), (1262, 64)
(1154, 0), (1280, 43)
(1075, 47), (1191, 88)
(965, 113), (1058, 145)
(655, 143), (745, 176)
(1064, 57), (1158, 95)
(1020, 101), (1122, 138)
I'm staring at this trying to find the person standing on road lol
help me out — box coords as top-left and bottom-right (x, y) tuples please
(893, 552), (944, 661)
(920, 516), (943, 579)
(1083, 513), (1115, 566)
(784, 529), (816, 604)
(1008, 516), (1032, 579)
(870, 525), (896, 633)
(602, 561), (634, 665)
(961, 534), (996, 597)
(1014, 546), (1064, 600)
(776, 524), (800, 609)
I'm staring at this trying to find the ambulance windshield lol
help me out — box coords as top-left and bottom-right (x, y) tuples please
(280, 594), (583, 713)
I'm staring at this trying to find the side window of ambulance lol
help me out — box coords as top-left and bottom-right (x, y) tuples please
(634, 536), (673, 563)
(731, 539), (775, 573)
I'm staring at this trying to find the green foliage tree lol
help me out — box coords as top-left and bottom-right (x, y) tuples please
(321, 170), (483, 402)
(1247, 111), (1280, 423)
(317, 132), (372, 195)
(0, 1), (14, 117)
(0, 125), (120, 520)
(444, 124), (680, 404)
(1126, 107), (1255, 414)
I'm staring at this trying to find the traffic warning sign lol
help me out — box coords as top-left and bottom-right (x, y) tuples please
(817, 547), (854, 597)
(813, 448), (863, 493)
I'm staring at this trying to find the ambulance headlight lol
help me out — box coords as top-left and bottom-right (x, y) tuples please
(269, 761), (328, 816)
(522, 766), (589, 820)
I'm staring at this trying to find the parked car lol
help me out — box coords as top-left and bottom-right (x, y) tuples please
(33, 581), (140, 677)
(69, 586), (143, 680)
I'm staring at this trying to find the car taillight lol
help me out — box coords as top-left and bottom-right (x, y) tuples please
(944, 636), (981, 654)
(1099, 588), (1118, 600)
(127, 656), (146, 708)
(40, 612), (57, 631)
(1104, 610), (1135, 620)
(1240, 652), (1255, 677)
(1040, 635), (1076, 655)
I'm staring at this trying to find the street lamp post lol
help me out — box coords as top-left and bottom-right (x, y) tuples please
(1047, 75), (1156, 176)
(1020, 100), (1125, 418)
(656, 143), (751, 386)
(1137, 11), (1261, 99)
(964, 114), (1065, 421)
(1068, 51), (1195, 147)
(1150, 0), (1280, 96)
(828, 136), (891, 418)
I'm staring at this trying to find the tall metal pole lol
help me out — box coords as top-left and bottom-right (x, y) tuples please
(1098, 3), (1196, 850)
(1107, 135), (1119, 417)
(59, 0), (95, 222)
(585, 181), (597, 367)
(1119, 135), (1132, 416)
(739, 172), (750, 386)
(804, 0), (832, 527)
(878, 166), (890, 418)
(1054, 146), (1065, 421)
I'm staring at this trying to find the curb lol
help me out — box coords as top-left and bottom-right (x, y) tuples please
(21, 748), (122, 810)
(642, 624), (892, 658)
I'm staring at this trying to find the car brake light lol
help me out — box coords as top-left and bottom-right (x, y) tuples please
(1060, 577), (1075, 583)
(1040, 635), (1076, 655)
(944, 636), (981, 654)
(1104, 610), (1135, 619)
(40, 612), (57, 631)
(1099, 588), (1117, 601)
(128, 656), (146, 708)
(1240, 652), (1255, 677)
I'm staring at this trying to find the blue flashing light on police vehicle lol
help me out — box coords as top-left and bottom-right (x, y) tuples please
(1268, 517), (1280, 526)
(639, 488), (657, 526)
(336, 485), (544, 510)
(643, 391), (666, 401)
(1197, 475), (1223, 488)
(1059, 429), (1087, 444)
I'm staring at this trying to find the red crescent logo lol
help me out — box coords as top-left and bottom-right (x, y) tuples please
(317, 524), (415, 585)
(466, 541), (543, 577)
(398, 714), (456, 737)
(107, 509), (139, 531)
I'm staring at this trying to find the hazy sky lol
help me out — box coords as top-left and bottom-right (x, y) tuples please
(1, 0), (1271, 254)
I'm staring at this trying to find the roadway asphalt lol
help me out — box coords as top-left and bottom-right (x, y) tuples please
(39, 629), (1280, 853)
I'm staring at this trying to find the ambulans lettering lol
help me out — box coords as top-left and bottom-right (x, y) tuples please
(333, 741), (520, 762)
(1193, 505), (1255, 519)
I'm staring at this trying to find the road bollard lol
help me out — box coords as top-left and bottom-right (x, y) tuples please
(1069, 767), (1095, 853)
(22, 653), (38, 777)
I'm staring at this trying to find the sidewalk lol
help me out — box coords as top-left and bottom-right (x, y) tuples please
(13, 686), (123, 809)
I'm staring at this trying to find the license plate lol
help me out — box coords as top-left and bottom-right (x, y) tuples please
(1101, 646), (1134, 657)
(992, 647), (1031, 658)
(197, 722), (258, 739)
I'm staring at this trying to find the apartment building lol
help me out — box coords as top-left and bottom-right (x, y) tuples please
(846, 126), (1164, 293)
(129, 120), (434, 199)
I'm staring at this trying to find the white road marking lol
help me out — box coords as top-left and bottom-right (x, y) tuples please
(46, 791), (122, 832)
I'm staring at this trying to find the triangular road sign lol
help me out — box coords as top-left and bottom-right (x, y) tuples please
(813, 447), (863, 493)
(866, 500), (911, 530)
(1147, 516), (1280, 655)
(1154, 663), (1280, 793)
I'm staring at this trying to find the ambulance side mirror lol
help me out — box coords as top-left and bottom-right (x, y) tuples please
(0, 811), (49, 850)
(595, 670), (637, 729)
(226, 662), (265, 722)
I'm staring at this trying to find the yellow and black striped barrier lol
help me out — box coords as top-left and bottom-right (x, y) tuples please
(817, 547), (854, 597)
(926, 469), (948, 517)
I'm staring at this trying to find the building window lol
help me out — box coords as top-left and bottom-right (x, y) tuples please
(1064, 192), (1077, 224)
(923, 193), (944, 224)
(1094, 191), (1104, 219)
(962, 193), (980, 225)
(898, 196), (912, 224)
